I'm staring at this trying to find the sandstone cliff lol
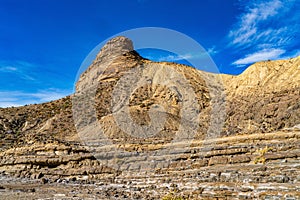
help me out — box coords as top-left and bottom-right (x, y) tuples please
(0, 37), (299, 199)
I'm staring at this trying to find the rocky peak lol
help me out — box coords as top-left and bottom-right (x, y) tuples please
(0, 37), (299, 199)
(95, 36), (134, 62)
(76, 36), (135, 92)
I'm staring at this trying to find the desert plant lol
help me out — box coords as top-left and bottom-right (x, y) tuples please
(253, 146), (273, 164)
(162, 189), (184, 200)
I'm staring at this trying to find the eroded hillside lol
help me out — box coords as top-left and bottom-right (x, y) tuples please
(0, 37), (299, 199)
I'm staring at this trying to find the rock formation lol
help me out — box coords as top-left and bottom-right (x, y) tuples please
(0, 36), (299, 199)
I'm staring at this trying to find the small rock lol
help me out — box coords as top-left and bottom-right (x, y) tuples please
(62, 179), (69, 184)
(208, 156), (228, 166)
(240, 187), (253, 192)
(41, 177), (48, 184)
(37, 172), (44, 179)
(252, 166), (267, 172)
(273, 175), (290, 183)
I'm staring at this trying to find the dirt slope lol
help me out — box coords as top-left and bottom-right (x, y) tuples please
(0, 37), (299, 199)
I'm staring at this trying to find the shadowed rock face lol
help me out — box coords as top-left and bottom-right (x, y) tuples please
(0, 37), (299, 199)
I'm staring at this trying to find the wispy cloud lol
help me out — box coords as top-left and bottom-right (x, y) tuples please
(30, 90), (70, 102)
(0, 60), (36, 81)
(0, 102), (24, 108)
(207, 46), (218, 55)
(147, 51), (213, 62)
(228, 0), (299, 66)
(228, 0), (284, 46)
(277, 50), (300, 60)
(0, 66), (18, 72)
(157, 53), (194, 62)
(0, 89), (71, 108)
(233, 48), (286, 65)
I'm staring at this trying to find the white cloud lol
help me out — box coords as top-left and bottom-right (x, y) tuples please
(207, 46), (218, 55)
(232, 48), (285, 65)
(30, 90), (69, 102)
(234, 64), (247, 68)
(157, 53), (194, 62)
(0, 66), (18, 72)
(154, 51), (213, 62)
(0, 89), (71, 108)
(228, 0), (284, 46)
(0, 102), (23, 108)
(0, 61), (36, 80)
(289, 50), (300, 58)
(227, 0), (298, 53)
(227, 0), (299, 67)
(279, 50), (300, 60)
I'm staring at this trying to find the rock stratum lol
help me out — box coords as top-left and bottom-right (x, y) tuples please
(0, 37), (299, 199)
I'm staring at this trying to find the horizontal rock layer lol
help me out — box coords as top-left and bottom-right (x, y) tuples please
(0, 37), (299, 199)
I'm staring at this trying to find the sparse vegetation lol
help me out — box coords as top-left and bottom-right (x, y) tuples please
(253, 146), (273, 164)
(162, 189), (184, 200)
(0, 37), (299, 199)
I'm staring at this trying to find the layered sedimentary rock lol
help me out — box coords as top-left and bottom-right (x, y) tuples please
(0, 37), (299, 199)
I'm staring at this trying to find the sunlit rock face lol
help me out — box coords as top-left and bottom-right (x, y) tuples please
(0, 37), (299, 199)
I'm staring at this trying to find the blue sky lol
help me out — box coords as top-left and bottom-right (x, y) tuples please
(0, 0), (299, 107)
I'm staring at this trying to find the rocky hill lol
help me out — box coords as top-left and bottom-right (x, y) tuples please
(0, 37), (299, 199)
(222, 57), (300, 136)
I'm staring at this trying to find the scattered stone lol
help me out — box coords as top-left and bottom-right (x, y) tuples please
(0, 37), (299, 199)
(41, 177), (48, 184)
